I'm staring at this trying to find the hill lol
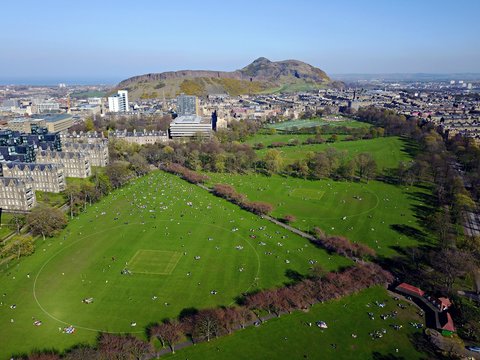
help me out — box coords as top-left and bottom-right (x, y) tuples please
(117, 57), (333, 99)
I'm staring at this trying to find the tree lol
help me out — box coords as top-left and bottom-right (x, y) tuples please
(64, 183), (82, 219)
(84, 118), (95, 132)
(26, 205), (67, 240)
(1, 235), (34, 259)
(430, 248), (476, 292)
(63, 345), (99, 360)
(27, 352), (61, 360)
(106, 161), (134, 189)
(128, 153), (150, 176)
(162, 320), (183, 354)
(8, 214), (26, 234)
(151, 321), (183, 353)
(193, 309), (220, 342)
(282, 214), (296, 224)
(91, 170), (112, 196)
(80, 182), (97, 210)
(355, 153), (377, 182)
(263, 149), (284, 174)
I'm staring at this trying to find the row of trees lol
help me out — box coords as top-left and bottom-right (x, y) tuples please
(22, 263), (393, 360)
(162, 163), (209, 184)
(357, 106), (480, 342)
(312, 227), (376, 260)
(212, 183), (274, 215)
(279, 148), (378, 181)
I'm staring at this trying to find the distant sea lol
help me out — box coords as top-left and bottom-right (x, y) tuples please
(0, 77), (120, 86)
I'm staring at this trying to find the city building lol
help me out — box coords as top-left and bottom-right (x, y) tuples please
(34, 114), (74, 132)
(62, 142), (109, 167)
(0, 144), (36, 163)
(32, 100), (60, 114)
(109, 129), (168, 145)
(2, 162), (66, 193)
(169, 115), (212, 138)
(6, 118), (47, 133)
(36, 150), (91, 178)
(176, 94), (199, 116)
(108, 90), (129, 112)
(0, 177), (36, 211)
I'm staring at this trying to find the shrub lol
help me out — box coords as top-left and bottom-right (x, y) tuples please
(282, 214), (297, 224)
(163, 163), (209, 184)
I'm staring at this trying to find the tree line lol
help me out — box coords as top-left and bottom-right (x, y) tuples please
(18, 263), (392, 360)
(356, 106), (480, 343)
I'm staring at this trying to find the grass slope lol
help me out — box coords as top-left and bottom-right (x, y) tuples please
(267, 117), (372, 131)
(0, 171), (349, 359)
(256, 137), (410, 170)
(166, 286), (425, 360)
(206, 173), (431, 257)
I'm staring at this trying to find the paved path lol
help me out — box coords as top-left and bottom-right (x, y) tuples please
(196, 183), (317, 242)
(262, 215), (316, 241)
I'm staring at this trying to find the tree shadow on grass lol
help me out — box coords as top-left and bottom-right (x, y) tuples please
(371, 352), (406, 360)
(178, 307), (198, 320)
(390, 224), (430, 244)
(400, 137), (421, 158)
(284, 269), (305, 284)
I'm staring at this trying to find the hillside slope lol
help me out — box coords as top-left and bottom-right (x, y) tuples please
(117, 57), (332, 99)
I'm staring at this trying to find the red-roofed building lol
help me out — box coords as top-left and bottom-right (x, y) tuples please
(394, 282), (456, 336)
(438, 297), (452, 311)
(439, 313), (455, 336)
(395, 283), (425, 297)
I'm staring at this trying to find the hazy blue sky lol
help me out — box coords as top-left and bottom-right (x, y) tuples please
(1, 0), (479, 83)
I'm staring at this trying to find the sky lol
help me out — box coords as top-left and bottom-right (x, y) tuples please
(0, 0), (479, 84)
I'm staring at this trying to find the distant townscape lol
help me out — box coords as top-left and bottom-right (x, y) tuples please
(0, 59), (480, 360)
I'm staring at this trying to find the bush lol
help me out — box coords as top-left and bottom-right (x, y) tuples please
(243, 201), (274, 215)
(313, 235), (376, 259)
(163, 163), (209, 184)
(282, 214), (297, 224)
(212, 183), (274, 215)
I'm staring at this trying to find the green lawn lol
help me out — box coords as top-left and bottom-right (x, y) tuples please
(167, 286), (425, 360)
(206, 173), (432, 257)
(0, 213), (15, 240)
(267, 117), (371, 131)
(245, 134), (314, 146)
(0, 171), (350, 359)
(256, 137), (409, 170)
(36, 191), (66, 208)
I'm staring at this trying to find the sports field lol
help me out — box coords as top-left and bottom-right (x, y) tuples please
(206, 173), (431, 257)
(256, 136), (409, 170)
(267, 117), (371, 131)
(0, 171), (350, 358)
(166, 286), (425, 360)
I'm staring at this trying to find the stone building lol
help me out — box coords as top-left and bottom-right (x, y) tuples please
(1, 162), (66, 193)
(36, 150), (91, 178)
(0, 177), (36, 211)
(109, 129), (168, 145)
(61, 142), (109, 167)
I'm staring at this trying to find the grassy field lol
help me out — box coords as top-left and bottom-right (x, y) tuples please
(256, 136), (409, 170)
(267, 117), (371, 131)
(206, 173), (431, 258)
(36, 191), (66, 208)
(0, 213), (15, 240)
(166, 286), (425, 360)
(0, 171), (350, 359)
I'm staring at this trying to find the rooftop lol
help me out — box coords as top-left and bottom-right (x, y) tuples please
(172, 115), (210, 124)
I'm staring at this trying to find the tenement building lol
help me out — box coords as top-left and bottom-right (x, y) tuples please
(36, 150), (91, 178)
(1, 162), (66, 193)
(109, 129), (168, 145)
(0, 177), (36, 211)
(61, 142), (109, 167)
